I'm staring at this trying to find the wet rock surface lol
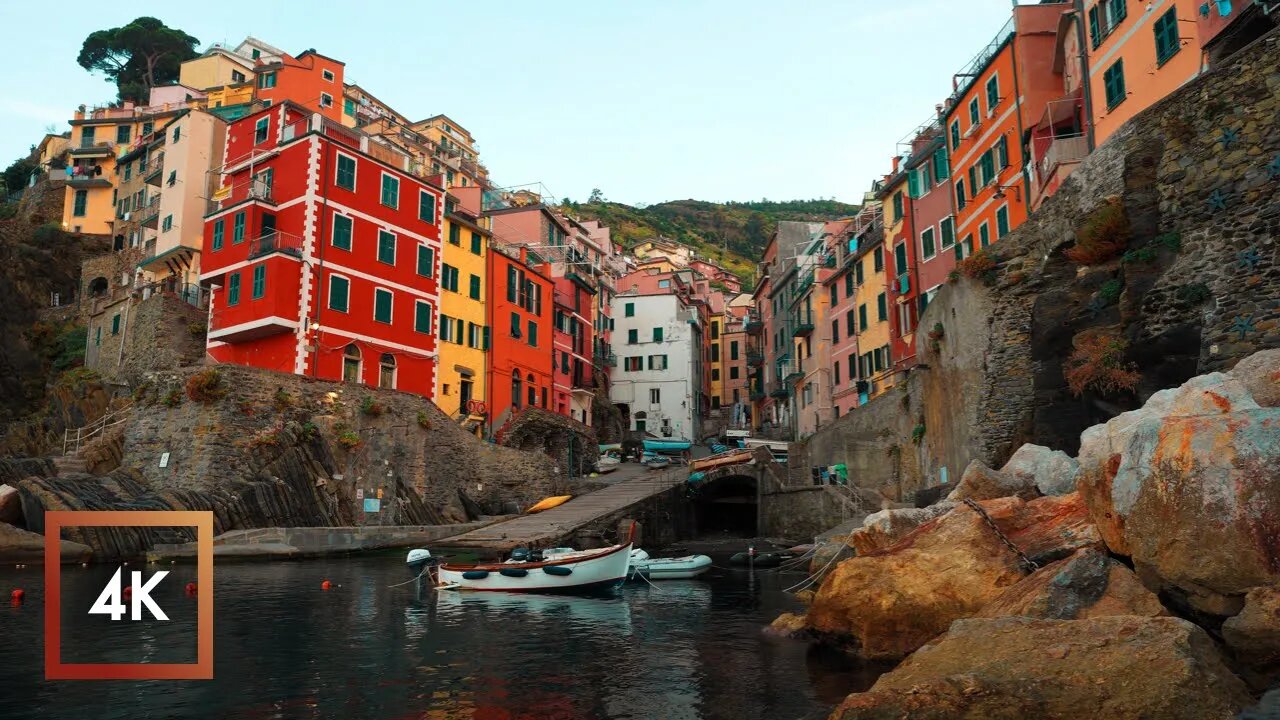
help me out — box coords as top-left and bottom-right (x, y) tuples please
(977, 548), (1166, 620)
(944, 460), (1038, 502)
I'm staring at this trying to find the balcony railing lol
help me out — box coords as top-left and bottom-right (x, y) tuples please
(792, 321), (814, 337)
(1035, 134), (1090, 184)
(248, 231), (303, 260)
(139, 195), (161, 228)
(746, 350), (764, 366)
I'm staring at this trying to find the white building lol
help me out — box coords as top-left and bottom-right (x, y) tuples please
(610, 292), (702, 442)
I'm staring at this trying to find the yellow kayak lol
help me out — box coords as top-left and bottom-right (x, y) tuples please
(525, 495), (572, 514)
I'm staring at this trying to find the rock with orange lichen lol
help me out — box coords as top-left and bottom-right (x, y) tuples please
(977, 548), (1166, 620)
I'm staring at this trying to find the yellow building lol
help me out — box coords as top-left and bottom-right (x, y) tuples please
(178, 48), (256, 92)
(413, 115), (488, 189)
(436, 187), (491, 432)
(63, 106), (179, 236)
(851, 207), (893, 402)
(204, 83), (254, 110)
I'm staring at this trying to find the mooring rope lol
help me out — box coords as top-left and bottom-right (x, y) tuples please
(783, 542), (848, 594)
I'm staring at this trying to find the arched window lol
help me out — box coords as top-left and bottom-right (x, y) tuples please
(527, 373), (536, 407)
(378, 353), (396, 389)
(342, 344), (361, 383)
(88, 277), (109, 297)
(511, 370), (522, 409)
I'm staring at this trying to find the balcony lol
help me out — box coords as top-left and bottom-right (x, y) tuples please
(70, 140), (115, 157)
(769, 383), (791, 399)
(792, 322), (814, 337)
(208, 298), (299, 344)
(139, 195), (161, 228)
(144, 152), (164, 186)
(248, 231), (303, 260)
(745, 314), (764, 335)
(572, 371), (594, 392)
(749, 389), (766, 401)
(784, 369), (804, 384)
(746, 350), (764, 366)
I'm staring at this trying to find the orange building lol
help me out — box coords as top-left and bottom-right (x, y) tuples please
(1085, 0), (1203, 146)
(944, 3), (1067, 254)
(253, 50), (346, 123)
(486, 246), (554, 434)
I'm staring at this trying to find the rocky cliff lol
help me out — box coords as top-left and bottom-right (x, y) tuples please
(7, 365), (566, 559)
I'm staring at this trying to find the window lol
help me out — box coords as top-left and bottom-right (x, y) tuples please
(921, 227), (936, 259)
(380, 174), (399, 208)
(858, 304), (868, 331)
(111, 314), (121, 335)
(227, 272), (241, 306)
(254, 117), (269, 144)
(162, 214), (173, 232)
(252, 265), (266, 299)
(333, 214), (353, 250)
(657, 279), (671, 288)
(985, 75), (1000, 115)
(711, 344), (720, 362)
(844, 272), (854, 296)
(892, 191), (904, 221)
(442, 264), (459, 292)
(908, 164), (931, 198)
(233, 212), (246, 243)
(625, 302), (635, 317)
(652, 327), (663, 342)
(258, 72), (276, 89)
(322, 69), (335, 82)
(730, 341), (739, 360)
(933, 146), (950, 181)
(846, 309), (855, 335)
(418, 191), (435, 224)
(377, 230), (396, 265)
(527, 320), (538, 347)
(374, 288), (393, 324)
(378, 354), (395, 389)
(831, 320), (839, 344)
(172, 126), (181, 143)
(874, 248), (884, 273)
(950, 120), (961, 149)
(968, 97), (980, 127)
(329, 275), (349, 312)
(212, 219), (225, 250)
(116, 125), (130, 144)
(940, 217), (956, 249)
(628, 329), (638, 344)
(898, 301), (914, 336)
(711, 321), (720, 340)
(729, 366), (739, 380)
(980, 222), (991, 248)
(894, 242), (908, 277)
(877, 292), (888, 322)
(956, 178), (967, 211)
(1104, 59), (1126, 110)
(73, 190), (87, 217)
(470, 231), (482, 255)
(712, 369), (721, 382)
(996, 206), (1011, 238)
(335, 154), (356, 191)
(123, 163), (132, 182)
(855, 260), (864, 286)
(624, 356), (642, 371)
(469, 274), (481, 300)
(231, 70), (245, 83)
(342, 344), (360, 383)
(649, 388), (661, 404)
(648, 355), (668, 370)
(980, 149), (996, 186)
(344, 97), (355, 116)
(1154, 8), (1180, 65)
(414, 300), (433, 334)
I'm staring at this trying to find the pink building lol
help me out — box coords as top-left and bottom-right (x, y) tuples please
(826, 204), (882, 418)
(904, 122), (958, 308)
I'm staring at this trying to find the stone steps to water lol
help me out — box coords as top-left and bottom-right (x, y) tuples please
(51, 455), (88, 474)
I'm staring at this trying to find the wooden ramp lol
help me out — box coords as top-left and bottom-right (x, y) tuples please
(435, 472), (685, 554)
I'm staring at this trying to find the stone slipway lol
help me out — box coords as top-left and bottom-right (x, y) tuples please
(432, 471), (686, 554)
(147, 520), (501, 562)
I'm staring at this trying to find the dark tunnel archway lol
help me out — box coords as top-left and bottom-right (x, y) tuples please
(693, 473), (758, 537)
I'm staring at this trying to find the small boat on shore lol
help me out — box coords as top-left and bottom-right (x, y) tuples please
(643, 454), (671, 470)
(595, 455), (620, 474)
(628, 549), (712, 580)
(643, 437), (693, 453)
(429, 539), (634, 594)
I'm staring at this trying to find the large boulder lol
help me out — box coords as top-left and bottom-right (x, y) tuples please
(0, 521), (93, 564)
(1223, 586), (1280, 687)
(829, 616), (1251, 720)
(0, 484), (21, 525)
(977, 548), (1166, 620)
(1114, 409), (1280, 613)
(945, 460), (1038, 502)
(1229, 349), (1280, 408)
(848, 503), (954, 555)
(980, 491), (1103, 566)
(1000, 443), (1080, 496)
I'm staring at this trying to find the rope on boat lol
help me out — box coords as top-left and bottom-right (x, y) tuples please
(632, 568), (664, 591)
(388, 565), (431, 588)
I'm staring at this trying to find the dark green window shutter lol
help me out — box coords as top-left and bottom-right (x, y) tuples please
(329, 275), (349, 312)
(858, 304), (868, 331)
(628, 329), (638, 344)
(336, 155), (356, 190)
(845, 272), (854, 295)
(1089, 6), (1102, 47)
(933, 147), (949, 180)
(855, 261), (864, 285)
(527, 321), (537, 347)
(419, 191), (435, 224)
(907, 170), (921, 199)
(894, 243), (908, 275)
(380, 174), (398, 208)
(252, 265), (266, 299)
(227, 273), (241, 306)
(469, 274), (481, 299)
(417, 245), (433, 277)
(212, 220), (224, 250)
(470, 231), (481, 254)
(653, 327), (663, 342)
(997, 207), (1011, 238)
(377, 230), (396, 264)
(507, 265), (517, 302)
(625, 302), (635, 317)
(877, 293), (887, 321)
(449, 224), (460, 245)
(921, 229), (936, 258)
(374, 289), (393, 323)
(415, 301), (432, 334)
(233, 212), (246, 243)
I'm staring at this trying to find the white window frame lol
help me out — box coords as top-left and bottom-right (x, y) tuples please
(320, 92), (333, 108)
(380, 171), (399, 209)
(373, 286), (394, 325)
(377, 228), (397, 265)
(920, 226), (937, 260)
(967, 97), (981, 133)
(898, 302), (913, 336)
(334, 150), (357, 191)
(328, 273), (351, 313)
(413, 299), (434, 335)
(254, 116), (269, 145)
(985, 72), (1001, 117)
(322, 69), (335, 82)
(418, 189), (435, 224)
(995, 203), (1011, 239)
(940, 216), (956, 249)
(332, 211), (353, 249)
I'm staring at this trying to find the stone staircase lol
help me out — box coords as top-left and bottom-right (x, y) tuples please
(51, 455), (89, 475)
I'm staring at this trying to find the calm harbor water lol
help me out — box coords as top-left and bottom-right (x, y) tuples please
(1, 553), (866, 719)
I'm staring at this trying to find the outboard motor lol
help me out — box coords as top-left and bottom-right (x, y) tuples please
(406, 548), (433, 577)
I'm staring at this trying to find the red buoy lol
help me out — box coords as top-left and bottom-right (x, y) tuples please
(184, 582), (198, 595)
(10, 589), (24, 604)
(321, 580), (332, 591)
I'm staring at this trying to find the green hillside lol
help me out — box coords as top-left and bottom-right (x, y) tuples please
(562, 198), (860, 283)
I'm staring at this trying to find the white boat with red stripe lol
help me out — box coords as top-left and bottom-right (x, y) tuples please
(431, 526), (636, 595)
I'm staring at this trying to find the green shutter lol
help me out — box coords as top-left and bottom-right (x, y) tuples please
(380, 175), (398, 207)
(980, 223), (991, 247)
(336, 155), (356, 190)
(628, 329), (638, 344)
(417, 245), (433, 277)
(212, 220), (224, 250)
(333, 214), (352, 250)
(470, 231), (481, 254)
(469, 274), (481, 299)
(378, 230), (396, 264)
(859, 304), (868, 331)
(895, 243), (908, 275)
(950, 121), (960, 149)
(941, 218), (955, 247)
(252, 265), (266, 299)
(625, 302), (635, 317)
(1089, 6), (1102, 47)
(855, 261), (864, 285)
(997, 207), (1010, 238)
(233, 212), (245, 243)
(968, 166), (978, 193)
(1155, 9), (1179, 64)
(374, 289), (392, 323)
(1105, 60), (1126, 109)
(877, 293), (887, 321)
(227, 273), (241, 305)
(329, 275), (349, 312)
(921, 229), (935, 258)
(907, 170), (921, 199)
(419, 191), (435, 223)
(653, 327), (663, 342)
(415, 301), (432, 334)
(527, 321), (537, 347)
(986, 76), (999, 110)
(933, 147), (949, 180)
(892, 192), (904, 219)
(449, 224), (460, 245)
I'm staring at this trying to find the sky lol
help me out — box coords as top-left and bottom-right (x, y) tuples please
(0, 1), (1017, 206)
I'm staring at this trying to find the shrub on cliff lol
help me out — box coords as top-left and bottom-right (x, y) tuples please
(1064, 334), (1140, 396)
(185, 369), (227, 403)
(1065, 198), (1129, 266)
(360, 396), (385, 417)
(957, 250), (998, 285)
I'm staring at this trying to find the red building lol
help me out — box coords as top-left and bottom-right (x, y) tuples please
(485, 245), (553, 429)
(552, 273), (596, 423)
(880, 164), (919, 371)
(904, 121), (958, 309)
(201, 102), (443, 396)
